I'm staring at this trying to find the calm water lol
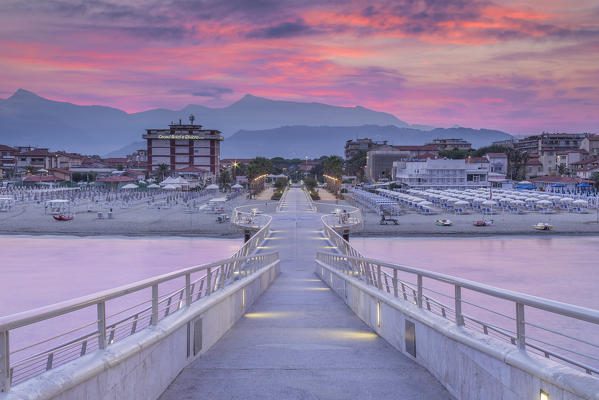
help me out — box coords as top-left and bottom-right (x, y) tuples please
(1, 235), (597, 371)
(0, 235), (241, 357)
(351, 236), (599, 369)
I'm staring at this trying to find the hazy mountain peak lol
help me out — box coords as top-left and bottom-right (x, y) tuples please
(8, 88), (44, 101)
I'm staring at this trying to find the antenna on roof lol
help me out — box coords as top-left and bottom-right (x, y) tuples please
(189, 114), (195, 125)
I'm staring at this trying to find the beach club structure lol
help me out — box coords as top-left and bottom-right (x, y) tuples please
(392, 158), (490, 189)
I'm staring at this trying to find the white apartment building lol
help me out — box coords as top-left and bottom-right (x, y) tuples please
(392, 158), (489, 189)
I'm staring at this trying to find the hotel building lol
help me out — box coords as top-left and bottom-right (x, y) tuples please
(143, 119), (223, 176)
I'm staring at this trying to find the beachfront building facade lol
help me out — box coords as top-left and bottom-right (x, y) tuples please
(426, 138), (472, 151)
(484, 153), (508, 174)
(392, 158), (489, 189)
(143, 119), (223, 177)
(580, 136), (599, 157)
(0, 144), (16, 179)
(365, 145), (439, 181)
(15, 149), (58, 173)
(344, 138), (387, 160)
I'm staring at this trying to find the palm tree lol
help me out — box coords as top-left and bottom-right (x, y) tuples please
(157, 163), (169, 181)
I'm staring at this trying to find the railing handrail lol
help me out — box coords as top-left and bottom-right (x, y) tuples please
(0, 252), (278, 332)
(316, 251), (599, 326)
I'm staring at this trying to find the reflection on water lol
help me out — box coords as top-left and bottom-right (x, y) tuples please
(351, 235), (599, 370)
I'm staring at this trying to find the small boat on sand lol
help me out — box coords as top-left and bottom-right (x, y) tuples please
(473, 219), (493, 227)
(53, 214), (74, 221)
(435, 219), (453, 226)
(533, 222), (553, 231)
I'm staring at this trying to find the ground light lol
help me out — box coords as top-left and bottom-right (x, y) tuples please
(540, 390), (549, 400)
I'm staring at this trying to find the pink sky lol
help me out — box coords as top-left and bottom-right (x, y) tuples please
(1, 0), (598, 135)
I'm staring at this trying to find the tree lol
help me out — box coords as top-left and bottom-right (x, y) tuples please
(304, 176), (317, 192)
(156, 163), (169, 181)
(346, 150), (367, 179)
(219, 170), (232, 186)
(558, 164), (568, 177)
(247, 157), (272, 180)
(591, 172), (599, 188)
(322, 155), (344, 178)
(505, 149), (529, 181)
(274, 177), (288, 191)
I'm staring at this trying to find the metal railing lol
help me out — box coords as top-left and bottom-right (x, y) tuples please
(0, 208), (275, 392)
(318, 213), (599, 377)
(316, 203), (363, 232)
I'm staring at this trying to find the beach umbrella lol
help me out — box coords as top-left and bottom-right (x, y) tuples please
(536, 200), (552, 206)
(577, 183), (591, 188)
(551, 183), (565, 188)
(573, 199), (588, 206)
(147, 184), (161, 189)
(205, 184), (219, 190)
(232, 183), (243, 189)
(482, 200), (497, 206)
(454, 200), (469, 206)
(560, 197), (573, 203)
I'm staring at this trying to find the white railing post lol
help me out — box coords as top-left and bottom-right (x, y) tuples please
(0, 330), (9, 392)
(206, 268), (212, 296)
(516, 302), (526, 350)
(151, 284), (158, 325)
(455, 285), (464, 326)
(97, 302), (106, 349)
(393, 269), (398, 298)
(185, 273), (191, 307)
(417, 275), (423, 308)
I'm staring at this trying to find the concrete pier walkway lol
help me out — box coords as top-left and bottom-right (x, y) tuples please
(160, 188), (452, 399)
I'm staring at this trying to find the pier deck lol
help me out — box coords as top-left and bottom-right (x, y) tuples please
(160, 188), (452, 399)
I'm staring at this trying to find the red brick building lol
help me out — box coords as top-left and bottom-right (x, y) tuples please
(143, 119), (223, 176)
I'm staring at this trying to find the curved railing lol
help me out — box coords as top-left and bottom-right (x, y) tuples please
(316, 202), (363, 233)
(315, 248), (599, 377)
(0, 212), (276, 391)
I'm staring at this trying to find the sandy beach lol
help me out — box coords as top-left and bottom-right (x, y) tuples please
(0, 196), (277, 237)
(337, 197), (599, 236)
(2, 188), (598, 237)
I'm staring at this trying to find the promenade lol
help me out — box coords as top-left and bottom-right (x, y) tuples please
(160, 188), (452, 399)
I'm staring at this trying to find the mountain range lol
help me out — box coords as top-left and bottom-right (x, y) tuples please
(0, 89), (513, 158)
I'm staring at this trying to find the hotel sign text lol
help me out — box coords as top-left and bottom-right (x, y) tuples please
(157, 135), (206, 139)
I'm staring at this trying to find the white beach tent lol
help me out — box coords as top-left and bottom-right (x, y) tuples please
(172, 177), (189, 186)
(147, 184), (161, 189)
(121, 183), (138, 190)
(163, 184), (180, 190)
(160, 177), (176, 186)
